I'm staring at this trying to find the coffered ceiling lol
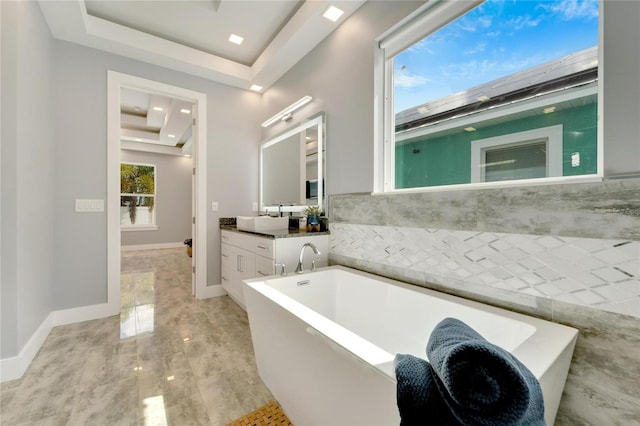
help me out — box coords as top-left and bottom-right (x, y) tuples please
(119, 88), (195, 155)
(38, 0), (367, 92)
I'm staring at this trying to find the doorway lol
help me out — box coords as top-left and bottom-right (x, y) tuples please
(107, 71), (208, 318)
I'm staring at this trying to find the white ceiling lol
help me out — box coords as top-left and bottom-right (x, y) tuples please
(38, 0), (367, 92)
(120, 88), (195, 155)
(85, 0), (302, 66)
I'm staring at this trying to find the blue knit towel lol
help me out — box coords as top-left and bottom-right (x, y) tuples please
(426, 317), (545, 426)
(395, 353), (460, 426)
(395, 317), (545, 426)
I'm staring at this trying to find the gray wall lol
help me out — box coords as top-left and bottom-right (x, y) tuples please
(602, 0), (640, 177)
(1, 1), (54, 358)
(262, 1), (424, 196)
(120, 150), (192, 247)
(263, 1), (640, 424)
(51, 36), (260, 309)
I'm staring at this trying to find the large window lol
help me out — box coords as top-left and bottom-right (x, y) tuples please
(120, 163), (156, 229)
(376, 0), (600, 192)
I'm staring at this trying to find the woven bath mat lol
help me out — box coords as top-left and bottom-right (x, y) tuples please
(226, 400), (293, 426)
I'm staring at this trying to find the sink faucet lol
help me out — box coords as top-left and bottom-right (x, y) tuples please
(295, 242), (321, 274)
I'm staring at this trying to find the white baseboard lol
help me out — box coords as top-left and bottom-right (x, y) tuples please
(1, 280), (220, 382)
(0, 281), (221, 382)
(0, 312), (54, 382)
(197, 283), (227, 299)
(120, 242), (185, 252)
(0, 302), (119, 383)
(51, 302), (119, 326)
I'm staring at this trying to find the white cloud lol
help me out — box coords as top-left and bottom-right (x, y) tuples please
(541, 0), (598, 20)
(395, 71), (430, 88)
(466, 42), (487, 55)
(477, 16), (493, 28)
(459, 22), (478, 32)
(441, 59), (499, 81)
(506, 15), (541, 30)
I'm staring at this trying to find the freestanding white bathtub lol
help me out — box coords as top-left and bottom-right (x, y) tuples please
(243, 266), (578, 426)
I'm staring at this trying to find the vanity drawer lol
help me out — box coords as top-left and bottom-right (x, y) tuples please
(221, 230), (255, 252)
(254, 238), (275, 259)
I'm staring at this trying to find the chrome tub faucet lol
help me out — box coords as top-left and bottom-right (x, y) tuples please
(295, 242), (321, 274)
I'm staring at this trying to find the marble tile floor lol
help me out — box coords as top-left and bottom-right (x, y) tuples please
(0, 248), (273, 425)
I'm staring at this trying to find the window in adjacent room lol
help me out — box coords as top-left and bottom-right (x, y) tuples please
(120, 162), (156, 229)
(377, 0), (600, 191)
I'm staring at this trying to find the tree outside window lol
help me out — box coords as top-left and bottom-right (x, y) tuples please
(121, 163), (156, 226)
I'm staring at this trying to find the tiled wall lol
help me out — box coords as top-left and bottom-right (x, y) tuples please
(328, 177), (640, 425)
(330, 224), (638, 317)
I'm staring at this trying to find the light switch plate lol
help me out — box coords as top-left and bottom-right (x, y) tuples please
(211, 201), (219, 211)
(252, 202), (258, 212)
(75, 199), (104, 212)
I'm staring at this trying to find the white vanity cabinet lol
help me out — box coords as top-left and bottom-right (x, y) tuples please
(221, 229), (329, 309)
(220, 241), (255, 305)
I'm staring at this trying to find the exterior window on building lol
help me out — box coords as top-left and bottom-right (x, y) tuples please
(120, 163), (156, 227)
(470, 125), (563, 183)
(484, 142), (547, 182)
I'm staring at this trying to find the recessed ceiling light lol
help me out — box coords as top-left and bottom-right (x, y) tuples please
(477, 95), (490, 102)
(229, 34), (244, 45)
(464, 127), (477, 132)
(134, 138), (142, 142)
(250, 84), (263, 92)
(417, 106), (428, 114)
(152, 106), (163, 112)
(168, 134), (176, 138)
(180, 108), (191, 114)
(543, 106), (556, 114)
(323, 5), (344, 22)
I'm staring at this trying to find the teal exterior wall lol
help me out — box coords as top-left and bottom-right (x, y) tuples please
(396, 102), (598, 189)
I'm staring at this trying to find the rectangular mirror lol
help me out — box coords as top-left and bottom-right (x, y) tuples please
(260, 113), (325, 212)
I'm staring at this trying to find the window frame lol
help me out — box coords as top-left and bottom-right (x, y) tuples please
(471, 125), (563, 183)
(373, 0), (603, 194)
(120, 161), (158, 231)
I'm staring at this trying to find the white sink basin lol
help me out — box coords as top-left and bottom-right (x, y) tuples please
(236, 216), (289, 232)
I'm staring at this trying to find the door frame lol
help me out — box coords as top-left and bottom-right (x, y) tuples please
(107, 71), (208, 315)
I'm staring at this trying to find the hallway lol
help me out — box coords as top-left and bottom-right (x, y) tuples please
(0, 248), (272, 425)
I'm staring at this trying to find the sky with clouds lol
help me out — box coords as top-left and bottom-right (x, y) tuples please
(394, 0), (599, 113)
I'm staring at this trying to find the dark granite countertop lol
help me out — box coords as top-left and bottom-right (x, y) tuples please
(219, 217), (329, 238)
(219, 224), (329, 239)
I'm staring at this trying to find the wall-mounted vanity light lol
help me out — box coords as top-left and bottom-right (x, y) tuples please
(261, 96), (313, 127)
